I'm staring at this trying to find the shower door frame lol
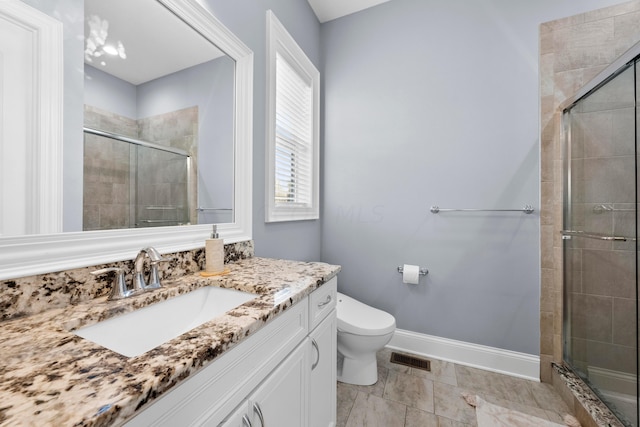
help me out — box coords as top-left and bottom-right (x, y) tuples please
(83, 127), (193, 230)
(560, 42), (640, 427)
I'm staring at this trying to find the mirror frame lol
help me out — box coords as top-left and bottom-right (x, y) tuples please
(0, 0), (253, 280)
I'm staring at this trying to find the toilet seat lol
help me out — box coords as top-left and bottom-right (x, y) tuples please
(337, 292), (396, 336)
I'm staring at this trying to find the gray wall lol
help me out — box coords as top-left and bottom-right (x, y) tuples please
(321, 0), (624, 355)
(200, 0), (323, 261)
(84, 65), (136, 119)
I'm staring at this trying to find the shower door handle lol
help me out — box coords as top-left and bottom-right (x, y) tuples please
(561, 230), (630, 241)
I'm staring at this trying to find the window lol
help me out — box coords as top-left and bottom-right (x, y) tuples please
(266, 10), (319, 222)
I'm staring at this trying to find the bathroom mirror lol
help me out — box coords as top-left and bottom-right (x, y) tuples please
(83, 0), (234, 230)
(0, 0), (253, 280)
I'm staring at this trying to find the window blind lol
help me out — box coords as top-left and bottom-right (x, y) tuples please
(274, 52), (313, 206)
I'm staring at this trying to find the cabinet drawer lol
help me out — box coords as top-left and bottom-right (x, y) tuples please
(308, 276), (337, 330)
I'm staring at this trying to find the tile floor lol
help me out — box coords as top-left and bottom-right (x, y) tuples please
(337, 348), (573, 427)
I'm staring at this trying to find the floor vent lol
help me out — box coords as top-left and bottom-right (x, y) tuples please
(390, 352), (431, 371)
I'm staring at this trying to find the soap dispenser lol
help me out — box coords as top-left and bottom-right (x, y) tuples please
(205, 224), (224, 274)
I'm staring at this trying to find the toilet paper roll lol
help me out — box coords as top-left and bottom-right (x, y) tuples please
(402, 264), (420, 285)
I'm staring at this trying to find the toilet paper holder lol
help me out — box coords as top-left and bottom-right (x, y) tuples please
(397, 266), (429, 276)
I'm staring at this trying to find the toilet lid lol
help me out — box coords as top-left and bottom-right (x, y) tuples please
(337, 292), (396, 336)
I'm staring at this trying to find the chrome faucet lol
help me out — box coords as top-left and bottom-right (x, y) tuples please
(132, 247), (172, 292)
(91, 266), (141, 300)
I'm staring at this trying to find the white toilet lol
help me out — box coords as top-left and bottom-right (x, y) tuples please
(336, 292), (396, 386)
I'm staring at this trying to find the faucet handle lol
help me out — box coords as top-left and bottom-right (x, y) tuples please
(147, 255), (172, 290)
(91, 267), (131, 301)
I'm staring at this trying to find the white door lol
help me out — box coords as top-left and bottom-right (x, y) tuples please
(0, 1), (62, 236)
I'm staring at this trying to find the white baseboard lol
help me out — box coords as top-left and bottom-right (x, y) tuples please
(388, 329), (540, 381)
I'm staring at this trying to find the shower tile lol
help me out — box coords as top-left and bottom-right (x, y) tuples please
(541, 330), (554, 355)
(554, 69), (584, 106)
(541, 312), (555, 356)
(612, 204), (636, 251)
(585, 1), (640, 22)
(540, 182), (554, 225)
(584, 156), (635, 204)
(582, 249), (635, 298)
(553, 334), (563, 361)
(541, 269), (555, 312)
(570, 293), (613, 342)
(581, 112), (614, 158)
(83, 205), (100, 231)
(85, 182), (114, 206)
(583, 206), (613, 234)
(100, 204), (129, 229)
(112, 183), (129, 205)
(612, 297), (636, 346)
(541, 54), (555, 96)
(614, 10), (640, 56)
(541, 225), (555, 269)
(540, 355), (554, 383)
(575, 338), (637, 374)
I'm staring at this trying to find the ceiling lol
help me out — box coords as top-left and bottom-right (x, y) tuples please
(307, 0), (391, 23)
(84, 0), (225, 85)
(83, 0), (391, 86)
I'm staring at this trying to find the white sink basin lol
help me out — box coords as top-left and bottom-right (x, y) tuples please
(74, 287), (256, 357)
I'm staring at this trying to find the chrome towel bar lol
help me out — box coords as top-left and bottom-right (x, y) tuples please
(592, 204), (636, 214)
(430, 205), (534, 214)
(561, 230), (632, 242)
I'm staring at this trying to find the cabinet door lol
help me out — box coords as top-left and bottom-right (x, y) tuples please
(248, 342), (307, 427)
(218, 402), (251, 427)
(309, 309), (337, 427)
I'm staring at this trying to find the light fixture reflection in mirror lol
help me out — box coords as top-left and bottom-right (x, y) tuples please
(84, 14), (126, 64)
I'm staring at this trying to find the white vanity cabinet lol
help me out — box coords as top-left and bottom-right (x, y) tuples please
(222, 277), (337, 427)
(308, 278), (337, 427)
(125, 277), (337, 427)
(221, 342), (307, 427)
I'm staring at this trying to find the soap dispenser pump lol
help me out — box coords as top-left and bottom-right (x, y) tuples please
(205, 224), (224, 274)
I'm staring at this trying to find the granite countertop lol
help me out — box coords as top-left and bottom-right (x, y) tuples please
(0, 257), (340, 427)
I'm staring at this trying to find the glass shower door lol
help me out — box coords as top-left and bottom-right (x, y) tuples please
(83, 130), (191, 230)
(563, 61), (638, 426)
(134, 145), (191, 228)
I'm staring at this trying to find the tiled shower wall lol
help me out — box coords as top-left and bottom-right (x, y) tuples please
(83, 106), (138, 230)
(539, 0), (640, 383)
(83, 106), (197, 230)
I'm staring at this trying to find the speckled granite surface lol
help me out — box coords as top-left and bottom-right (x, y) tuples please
(0, 256), (340, 426)
(0, 240), (254, 321)
(553, 363), (626, 427)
